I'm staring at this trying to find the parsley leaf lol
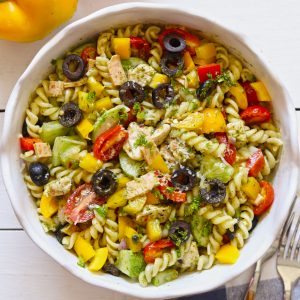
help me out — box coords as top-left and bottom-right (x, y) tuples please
(95, 205), (108, 218)
(133, 102), (141, 114)
(166, 187), (175, 193)
(87, 91), (96, 101)
(134, 134), (149, 148)
(185, 196), (202, 216)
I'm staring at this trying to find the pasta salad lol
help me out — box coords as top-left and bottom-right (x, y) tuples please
(20, 24), (282, 286)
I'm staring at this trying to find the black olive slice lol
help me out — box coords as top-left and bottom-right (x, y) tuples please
(152, 83), (175, 108)
(22, 120), (29, 137)
(163, 33), (186, 53)
(196, 80), (217, 101)
(171, 165), (197, 192)
(200, 179), (226, 204)
(160, 52), (184, 77)
(119, 81), (145, 107)
(169, 220), (191, 246)
(92, 169), (117, 197)
(58, 102), (82, 128)
(28, 162), (50, 186)
(62, 54), (85, 81)
(250, 216), (259, 232)
(102, 263), (120, 276)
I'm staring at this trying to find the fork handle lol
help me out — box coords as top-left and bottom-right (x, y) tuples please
(244, 260), (262, 300)
(282, 279), (292, 300)
(284, 290), (291, 300)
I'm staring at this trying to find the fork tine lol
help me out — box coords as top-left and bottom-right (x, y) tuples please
(279, 212), (295, 258)
(283, 212), (299, 259)
(289, 215), (300, 260)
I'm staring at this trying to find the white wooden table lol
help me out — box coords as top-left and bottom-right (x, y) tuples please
(0, 1), (299, 299)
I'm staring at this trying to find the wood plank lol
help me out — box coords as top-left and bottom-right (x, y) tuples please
(0, 231), (140, 300)
(0, 0), (300, 109)
(0, 113), (22, 229)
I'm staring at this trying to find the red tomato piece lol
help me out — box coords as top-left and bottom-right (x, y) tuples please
(240, 81), (259, 106)
(64, 184), (105, 224)
(130, 36), (151, 60)
(158, 185), (187, 203)
(246, 149), (265, 177)
(143, 239), (175, 263)
(81, 47), (97, 64)
(19, 137), (41, 151)
(215, 133), (236, 165)
(254, 181), (275, 215)
(197, 64), (221, 82)
(240, 105), (271, 125)
(93, 125), (128, 161)
(122, 108), (136, 128)
(158, 28), (201, 55)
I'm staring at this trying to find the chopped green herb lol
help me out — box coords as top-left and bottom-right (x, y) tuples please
(166, 187), (175, 193)
(87, 91), (96, 101)
(51, 59), (57, 66)
(77, 256), (85, 268)
(169, 227), (189, 247)
(95, 205), (108, 218)
(153, 189), (164, 200)
(136, 111), (145, 121)
(134, 134), (149, 148)
(133, 102), (141, 114)
(185, 196), (202, 216)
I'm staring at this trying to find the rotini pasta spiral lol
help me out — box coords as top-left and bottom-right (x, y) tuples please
(139, 249), (177, 286)
(104, 218), (120, 263)
(197, 254), (215, 271)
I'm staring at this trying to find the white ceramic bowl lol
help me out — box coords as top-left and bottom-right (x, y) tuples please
(1, 2), (299, 299)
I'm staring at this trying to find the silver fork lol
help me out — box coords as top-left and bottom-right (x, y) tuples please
(277, 209), (300, 300)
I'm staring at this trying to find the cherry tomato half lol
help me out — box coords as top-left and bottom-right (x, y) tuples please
(197, 64), (221, 82)
(93, 125), (128, 161)
(246, 149), (265, 177)
(240, 105), (271, 125)
(81, 47), (97, 64)
(215, 133), (236, 165)
(19, 137), (41, 151)
(240, 81), (259, 106)
(64, 183), (105, 224)
(143, 239), (175, 264)
(130, 37), (151, 60)
(254, 181), (274, 215)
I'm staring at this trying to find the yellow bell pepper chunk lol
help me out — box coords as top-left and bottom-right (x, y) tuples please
(183, 51), (195, 74)
(118, 176), (131, 189)
(229, 83), (248, 110)
(216, 244), (240, 264)
(193, 56), (216, 66)
(125, 227), (142, 252)
(0, 0), (78, 42)
(87, 76), (104, 97)
(119, 216), (135, 240)
(79, 153), (102, 173)
(202, 108), (226, 133)
(186, 69), (200, 88)
(174, 112), (204, 132)
(148, 153), (170, 174)
(40, 194), (58, 218)
(146, 219), (162, 242)
(250, 81), (271, 101)
(107, 189), (128, 209)
(112, 38), (131, 59)
(149, 73), (169, 89)
(74, 236), (95, 262)
(242, 177), (261, 201)
(123, 195), (147, 215)
(95, 96), (113, 111)
(88, 247), (108, 271)
(76, 119), (94, 140)
(195, 43), (216, 60)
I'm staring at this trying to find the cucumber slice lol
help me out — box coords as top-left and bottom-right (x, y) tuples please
(121, 57), (146, 71)
(119, 151), (144, 178)
(52, 136), (86, 167)
(68, 42), (96, 56)
(40, 121), (70, 145)
(152, 269), (178, 286)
